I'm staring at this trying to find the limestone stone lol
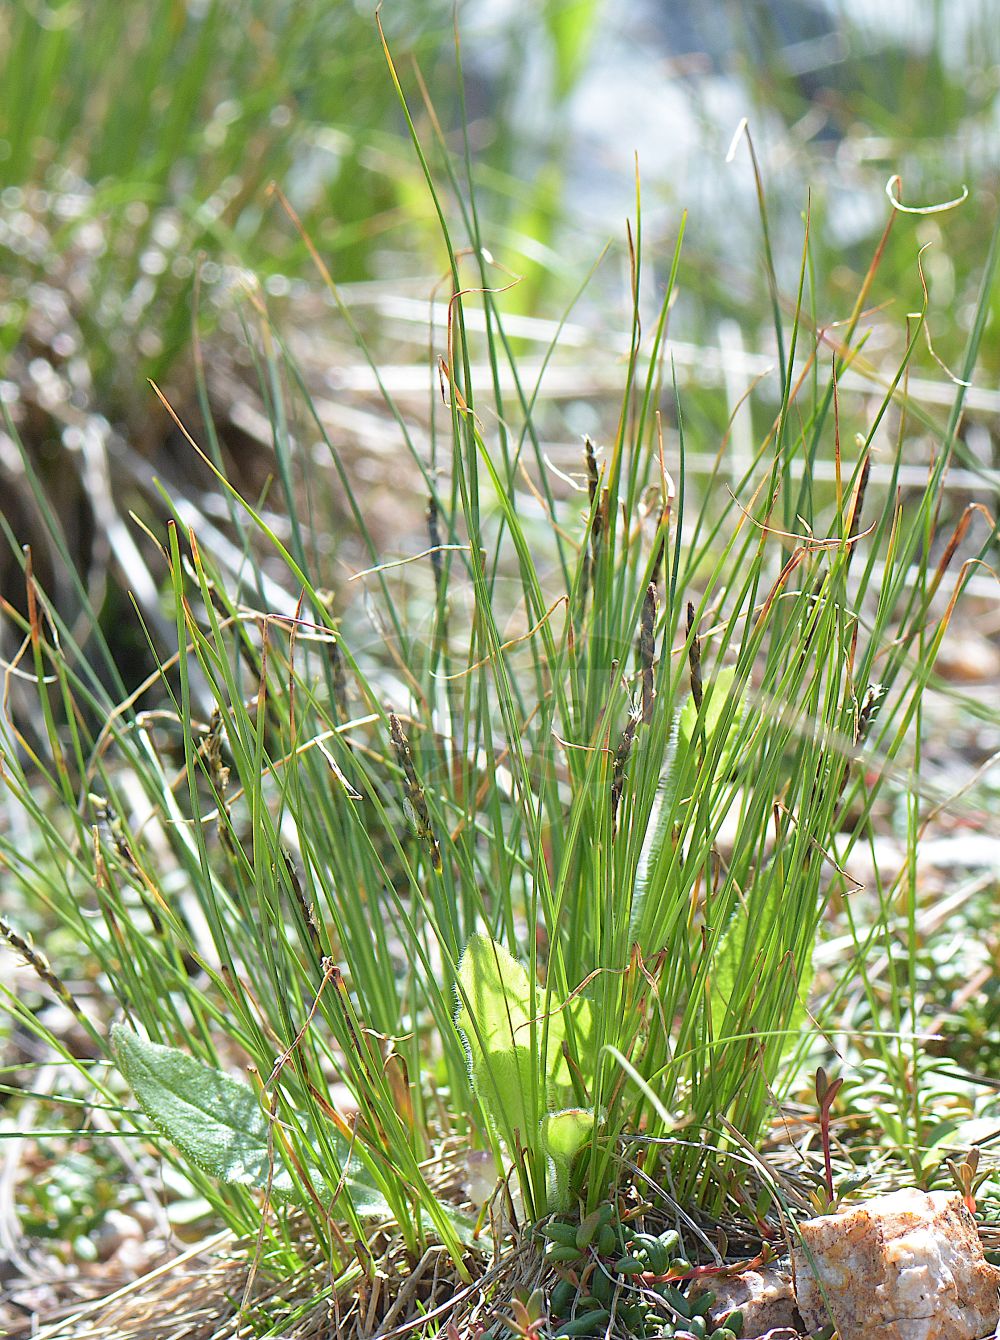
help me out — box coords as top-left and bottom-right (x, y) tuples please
(793, 1188), (1000, 1340)
(688, 1265), (803, 1337)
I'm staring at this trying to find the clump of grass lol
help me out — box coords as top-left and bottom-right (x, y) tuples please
(2, 38), (998, 1340)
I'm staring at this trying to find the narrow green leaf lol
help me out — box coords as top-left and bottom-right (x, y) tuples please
(709, 907), (749, 1042)
(710, 908), (815, 1055)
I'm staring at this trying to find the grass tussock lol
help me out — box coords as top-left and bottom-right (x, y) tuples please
(3, 23), (1000, 1340)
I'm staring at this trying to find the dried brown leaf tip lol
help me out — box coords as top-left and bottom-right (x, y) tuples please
(389, 712), (442, 873)
(847, 451), (871, 544)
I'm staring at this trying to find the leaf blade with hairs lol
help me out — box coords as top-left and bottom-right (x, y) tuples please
(110, 1025), (399, 1219)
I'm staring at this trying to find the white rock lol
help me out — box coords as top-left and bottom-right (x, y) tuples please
(689, 1265), (803, 1337)
(793, 1188), (1000, 1340)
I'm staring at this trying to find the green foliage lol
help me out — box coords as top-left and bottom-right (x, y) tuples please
(455, 934), (596, 1210)
(540, 1108), (596, 1207)
(112, 1025), (291, 1193)
(2, 16), (999, 1327)
(540, 1209), (745, 1339)
(539, 1109), (594, 1164)
(456, 933), (540, 1148)
(4, 149), (996, 1268)
(110, 1025), (420, 1223)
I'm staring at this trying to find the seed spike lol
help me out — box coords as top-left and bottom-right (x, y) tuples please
(389, 713), (443, 873)
(686, 601), (703, 712)
(640, 582), (658, 724)
(611, 704), (641, 837)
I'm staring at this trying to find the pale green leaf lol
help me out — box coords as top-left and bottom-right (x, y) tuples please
(540, 1107), (594, 1162)
(455, 934), (532, 1051)
(679, 665), (742, 759)
(550, 993), (595, 1099)
(541, 1106), (595, 1212)
(455, 934), (544, 1144)
(111, 1026), (393, 1217)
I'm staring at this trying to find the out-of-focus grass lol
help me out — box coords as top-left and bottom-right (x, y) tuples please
(730, 0), (1000, 359)
(0, 2), (452, 387)
(0, 1), (613, 655)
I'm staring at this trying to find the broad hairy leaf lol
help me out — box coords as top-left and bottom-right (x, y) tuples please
(542, 1106), (595, 1211)
(541, 1106), (594, 1162)
(454, 935), (599, 1210)
(455, 934), (541, 1145)
(111, 1025), (394, 1216)
(678, 665), (743, 761)
(112, 1024), (294, 1191)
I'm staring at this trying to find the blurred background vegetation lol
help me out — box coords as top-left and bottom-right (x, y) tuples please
(2, 0), (998, 667)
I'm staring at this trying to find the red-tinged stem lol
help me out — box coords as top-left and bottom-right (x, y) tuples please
(633, 1244), (774, 1286)
(821, 1099), (835, 1204)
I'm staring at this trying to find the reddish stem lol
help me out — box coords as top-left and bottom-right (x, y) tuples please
(634, 1243), (774, 1286)
(820, 1097), (835, 1203)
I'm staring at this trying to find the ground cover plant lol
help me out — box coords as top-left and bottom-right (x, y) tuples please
(3, 17), (1000, 1340)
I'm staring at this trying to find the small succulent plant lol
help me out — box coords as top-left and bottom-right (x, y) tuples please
(538, 1208), (746, 1339)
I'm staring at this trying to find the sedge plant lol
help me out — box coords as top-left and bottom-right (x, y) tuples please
(1, 51), (998, 1338)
